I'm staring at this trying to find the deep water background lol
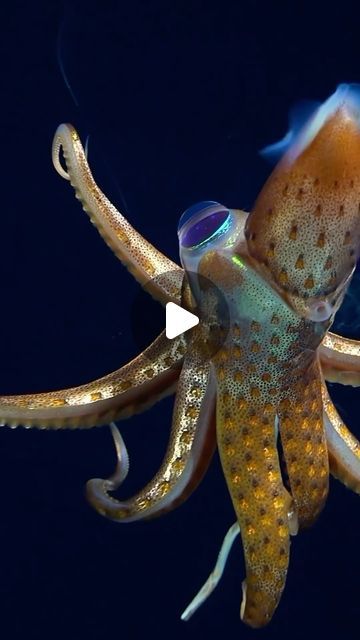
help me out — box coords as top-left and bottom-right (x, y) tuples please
(1, 2), (360, 639)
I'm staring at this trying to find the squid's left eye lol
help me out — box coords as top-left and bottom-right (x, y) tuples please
(178, 201), (239, 273)
(178, 201), (232, 249)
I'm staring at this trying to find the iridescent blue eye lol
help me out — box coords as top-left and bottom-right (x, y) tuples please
(181, 209), (231, 249)
(177, 201), (219, 233)
(178, 201), (232, 251)
(178, 201), (241, 274)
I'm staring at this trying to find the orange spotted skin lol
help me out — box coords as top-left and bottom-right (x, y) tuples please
(246, 108), (360, 314)
(277, 361), (328, 527)
(199, 251), (329, 626)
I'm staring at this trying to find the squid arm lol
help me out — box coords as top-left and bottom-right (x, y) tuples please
(322, 382), (360, 494)
(52, 124), (248, 307)
(86, 351), (216, 521)
(0, 331), (184, 429)
(52, 124), (184, 305)
(278, 362), (329, 528)
(0, 120), (191, 430)
(319, 333), (360, 386)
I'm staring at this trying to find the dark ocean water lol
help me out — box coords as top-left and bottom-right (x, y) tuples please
(1, 2), (360, 639)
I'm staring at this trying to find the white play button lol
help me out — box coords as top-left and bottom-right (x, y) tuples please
(165, 302), (199, 339)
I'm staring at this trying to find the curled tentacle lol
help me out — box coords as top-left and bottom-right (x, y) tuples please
(0, 331), (184, 429)
(86, 349), (216, 521)
(52, 124), (184, 305)
(105, 423), (130, 490)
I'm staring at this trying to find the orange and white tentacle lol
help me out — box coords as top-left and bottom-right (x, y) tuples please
(278, 361), (329, 528)
(86, 348), (216, 521)
(320, 332), (360, 385)
(215, 368), (293, 628)
(0, 331), (184, 429)
(0, 121), (191, 431)
(52, 123), (184, 305)
(318, 333), (360, 492)
(322, 382), (360, 493)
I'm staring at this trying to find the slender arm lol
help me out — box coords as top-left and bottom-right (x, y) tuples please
(320, 332), (360, 386)
(0, 331), (184, 429)
(86, 351), (216, 521)
(52, 124), (184, 305)
(322, 382), (360, 493)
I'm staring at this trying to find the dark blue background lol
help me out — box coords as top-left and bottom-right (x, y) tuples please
(1, 1), (360, 639)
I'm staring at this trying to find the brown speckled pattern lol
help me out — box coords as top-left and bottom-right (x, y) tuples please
(246, 110), (360, 304)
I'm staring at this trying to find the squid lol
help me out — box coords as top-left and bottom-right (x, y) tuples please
(1, 83), (360, 627)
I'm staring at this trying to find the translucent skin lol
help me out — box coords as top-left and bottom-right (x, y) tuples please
(2, 92), (360, 627)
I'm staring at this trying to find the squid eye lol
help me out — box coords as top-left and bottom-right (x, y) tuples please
(181, 209), (231, 249)
(178, 201), (232, 251)
(178, 201), (243, 276)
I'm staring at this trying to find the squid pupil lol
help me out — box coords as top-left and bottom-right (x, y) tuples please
(182, 210), (230, 249)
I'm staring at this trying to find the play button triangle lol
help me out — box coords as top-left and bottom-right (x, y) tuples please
(165, 302), (199, 339)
